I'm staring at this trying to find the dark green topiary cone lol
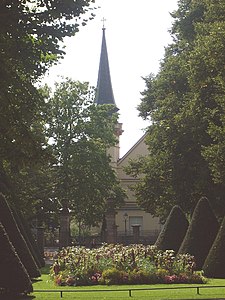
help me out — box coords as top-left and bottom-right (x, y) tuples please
(155, 205), (189, 253)
(21, 212), (45, 267)
(0, 193), (40, 278)
(203, 215), (225, 278)
(0, 222), (33, 295)
(12, 208), (45, 268)
(178, 197), (219, 270)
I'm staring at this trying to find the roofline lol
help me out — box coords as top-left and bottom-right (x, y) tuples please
(118, 131), (148, 164)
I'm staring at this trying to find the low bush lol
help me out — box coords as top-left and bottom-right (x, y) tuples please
(101, 268), (124, 285)
(50, 244), (206, 286)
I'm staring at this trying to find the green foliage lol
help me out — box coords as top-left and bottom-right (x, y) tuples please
(45, 78), (125, 226)
(203, 215), (225, 278)
(178, 197), (219, 270)
(7, 159), (58, 220)
(0, 222), (33, 295)
(0, 0), (96, 217)
(101, 268), (124, 285)
(155, 205), (189, 253)
(50, 244), (205, 286)
(0, 193), (40, 278)
(127, 0), (225, 221)
(0, 0), (95, 79)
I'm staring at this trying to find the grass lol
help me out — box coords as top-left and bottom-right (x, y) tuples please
(30, 266), (225, 300)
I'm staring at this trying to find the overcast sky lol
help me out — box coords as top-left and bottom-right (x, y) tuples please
(44, 0), (178, 157)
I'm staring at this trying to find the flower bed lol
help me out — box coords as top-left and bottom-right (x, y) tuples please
(50, 244), (206, 286)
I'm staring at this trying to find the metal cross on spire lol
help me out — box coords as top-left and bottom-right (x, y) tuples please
(101, 17), (106, 29)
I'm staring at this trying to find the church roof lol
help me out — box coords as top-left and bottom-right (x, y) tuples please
(118, 132), (148, 165)
(95, 27), (117, 109)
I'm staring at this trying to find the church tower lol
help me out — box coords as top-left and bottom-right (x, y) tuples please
(94, 24), (162, 244)
(95, 25), (123, 169)
(95, 24), (123, 244)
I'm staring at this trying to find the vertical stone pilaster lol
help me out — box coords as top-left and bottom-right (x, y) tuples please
(59, 207), (70, 248)
(105, 198), (117, 244)
(36, 226), (44, 256)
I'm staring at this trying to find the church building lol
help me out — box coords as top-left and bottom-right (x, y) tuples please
(95, 26), (161, 243)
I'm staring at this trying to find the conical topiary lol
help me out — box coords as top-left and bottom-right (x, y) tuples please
(20, 212), (45, 267)
(0, 222), (33, 295)
(203, 215), (225, 278)
(178, 197), (219, 270)
(155, 205), (189, 253)
(0, 193), (40, 278)
(12, 208), (45, 268)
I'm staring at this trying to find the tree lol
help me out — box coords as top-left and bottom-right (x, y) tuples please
(190, 0), (225, 187)
(126, 0), (225, 220)
(0, 222), (33, 295)
(155, 205), (189, 253)
(178, 197), (219, 270)
(0, 0), (96, 213)
(203, 214), (225, 278)
(46, 78), (125, 226)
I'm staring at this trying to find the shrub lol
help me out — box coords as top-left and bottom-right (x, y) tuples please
(0, 193), (40, 278)
(188, 272), (207, 284)
(128, 269), (151, 284)
(203, 215), (225, 278)
(0, 222), (33, 295)
(178, 197), (219, 270)
(101, 268), (123, 285)
(156, 268), (170, 283)
(155, 205), (189, 253)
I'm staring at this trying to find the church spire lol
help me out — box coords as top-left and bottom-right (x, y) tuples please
(95, 25), (118, 110)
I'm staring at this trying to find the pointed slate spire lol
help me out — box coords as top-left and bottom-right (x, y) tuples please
(95, 25), (118, 111)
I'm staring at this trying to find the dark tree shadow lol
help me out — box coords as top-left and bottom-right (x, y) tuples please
(0, 295), (35, 300)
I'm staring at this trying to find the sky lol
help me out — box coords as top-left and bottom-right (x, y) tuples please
(44, 0), (178, 157)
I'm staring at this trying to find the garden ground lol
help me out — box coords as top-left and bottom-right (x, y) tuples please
(29, 267), (225, 300)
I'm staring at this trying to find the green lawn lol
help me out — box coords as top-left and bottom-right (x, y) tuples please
(31, 267), (225, 300)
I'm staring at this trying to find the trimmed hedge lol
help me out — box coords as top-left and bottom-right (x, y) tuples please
(155, 205), (189, 253)
(20, 212), (45, 267)
(0, 193), (40, 278)
(12, 209), (45, 268)
(178, 197), (219, 270)
(0, 222), (33, 295)
(203, 215), (225, 278)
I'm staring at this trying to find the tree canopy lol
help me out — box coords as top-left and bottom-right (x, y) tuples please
(0, 0), (96, 206)
(126, 0), (225, 221)
(45, 78), (125, 226)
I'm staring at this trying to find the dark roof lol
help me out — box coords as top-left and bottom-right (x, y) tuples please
(95, 28), (117, 109)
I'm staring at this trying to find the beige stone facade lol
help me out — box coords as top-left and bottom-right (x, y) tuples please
(114, 133), (162, 244)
